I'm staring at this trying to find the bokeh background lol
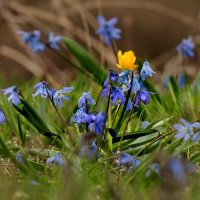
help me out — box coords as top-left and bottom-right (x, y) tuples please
(0, 0), (200, 84)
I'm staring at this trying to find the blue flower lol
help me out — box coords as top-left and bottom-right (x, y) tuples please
(1, 86), (20, 106)
(33, 81), (49, 98)
(0, 110), (6, 125)
(178, 74), (186, 88)
(168, 156), (186, 183)
(141, 121), (150, 129)
(125, 98), (133, 112)
(89, 112), (106, 135)
(134, 89), (154, 107)
(96, 15), (121, 46)
(140, 61), (155, 81)
(16, 153), (24, 164)
(131, 74), (140, 94)
(111, 87), (125, 105)
(117, 152), (141, 173)
(46, 153), (63, 165)
(101, 85), (110, 98)
(18, 30), (45, 53)
(176, 36), (195, 58)
(78, 92), (96, 108)
(119, 70), (130, 85)
(50, 87), (74, 107)
(70, 108), (88, 126)
(48, 32), (62, 50)
(173, 119), (194, 141)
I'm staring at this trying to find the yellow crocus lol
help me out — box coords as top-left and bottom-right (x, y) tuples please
(117, 50), (138, 70)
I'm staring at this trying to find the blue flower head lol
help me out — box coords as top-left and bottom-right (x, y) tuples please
(173, 118), (194, 141)
(50, 87), (74, 107)
(176, 36), (195, 58)
(18, 30), (45, 53)
(16, 153), (24, 164)
(117, 152), (141, 173)
(141, 121), (150, 130)
(33, 81), (49, 98)
(1, 86), (20, 106)
(46, 153), (63, 165)
(111, 87), (125, 105)
(134, 89), (154, 107)
(89, 112), (106, 135)
(125, 98), (133, 112)
(0, 109), (6, 125)
(70, 108), (88, 126)
(132, 74), (140, 94)
(48, 32), (62, 50)
(96, 15), (121, 46)
(78, 92), (96, 108)
(168, 156), (186, 183)
(178, 74), (186, 88)
(119, 70), (130, 85)
(140, 61), (155, 81)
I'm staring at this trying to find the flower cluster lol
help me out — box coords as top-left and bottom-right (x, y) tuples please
(173, 118), (200, 142)
(101, 58), (155, 109)
(71, 92), (106, 135)
(18, 30), (62, 53)
(33, 81), (73, 107)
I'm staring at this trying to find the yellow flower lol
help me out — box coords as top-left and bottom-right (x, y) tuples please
(117, 50), (138, 70)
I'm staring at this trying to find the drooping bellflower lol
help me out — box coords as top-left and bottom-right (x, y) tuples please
(89, 112), (106, 135)
(33, 81), (49, 98)
(1, 86), (20, 106)
(134, 89), (154, 107)
(46, 153), (63, 165)
(50, 87), (74, 107)
(17, 30), (45, 53)
(48, 32), (62, 50)
(176, 36), (195, 58)
(111, 87), (125, 105)
(96, 15), (121, 46)
(140, 61), (155, 81)
(78, 92), (96, 108)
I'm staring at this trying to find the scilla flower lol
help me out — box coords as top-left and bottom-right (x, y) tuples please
(1, 86), (20, 106)
(33, 81), (49, 98)
(17, 30), (45, 53)
(78, 92), (96, 108)
(48, 32), (62, 50)
(140, 61), (155, 81)
(111, 87), (125, 105)
(117, 50), (138, 70)
(134, 89), (154, 107)
(96, 15), (121, 46)
(46, 153), (63, 165)
(50, 87), (74, 107)
(176, 36), (195, 58)
(0, 109), (6, 125)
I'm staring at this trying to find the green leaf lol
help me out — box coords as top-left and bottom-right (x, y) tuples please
(17, 114), (26, 146)
(112, 129), (158, 143)
(63, 37), (107, 84)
